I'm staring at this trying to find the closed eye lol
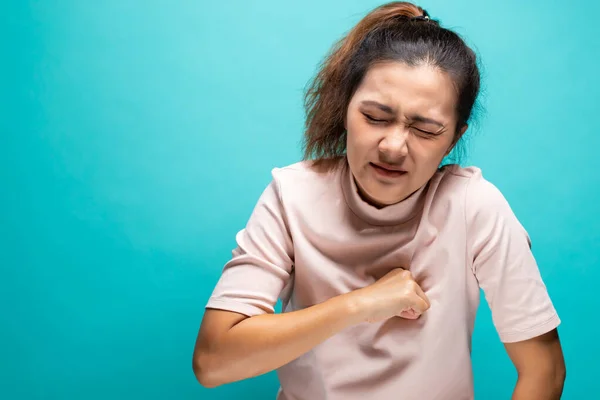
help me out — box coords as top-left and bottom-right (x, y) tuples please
(412, 127), (437, 135)
(363, 113), (388, 124)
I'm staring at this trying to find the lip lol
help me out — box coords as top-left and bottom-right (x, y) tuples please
(372, 162), (406, 172)
(370, 162), (407, 178)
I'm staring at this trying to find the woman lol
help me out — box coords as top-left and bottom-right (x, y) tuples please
(193, 2), (566, 399)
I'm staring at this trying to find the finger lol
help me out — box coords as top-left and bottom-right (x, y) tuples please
(399, 309), (420, 320)
(411, 294), (430, 314)
(414, 283), (431, 309)
(400, 269), (412, 278)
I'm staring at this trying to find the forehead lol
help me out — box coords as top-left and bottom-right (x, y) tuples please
(352, 61), (458, 119)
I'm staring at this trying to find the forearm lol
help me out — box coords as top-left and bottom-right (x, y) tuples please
(197, 292), (364, 387)
(511, 372), (565, 400)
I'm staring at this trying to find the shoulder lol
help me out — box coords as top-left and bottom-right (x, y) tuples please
(242, 160), (332, 228)
(271, 158), (342, 180)
(269, 158), (344, 196)
(437, 165), (527, 241)
(433, 164), (523, 233)
(434, 164), (510, 210)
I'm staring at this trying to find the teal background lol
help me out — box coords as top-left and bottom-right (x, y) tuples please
(2, 0), (598, 399)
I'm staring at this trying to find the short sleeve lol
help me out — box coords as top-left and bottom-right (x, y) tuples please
(205, 171), (294, 317)
(466, 173), (560, 343)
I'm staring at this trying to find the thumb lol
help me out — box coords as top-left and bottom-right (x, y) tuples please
(414, 283), (431, 309)
(410, 293), (430, 314)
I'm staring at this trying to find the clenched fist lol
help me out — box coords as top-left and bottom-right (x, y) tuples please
(350, 268), (431, 323)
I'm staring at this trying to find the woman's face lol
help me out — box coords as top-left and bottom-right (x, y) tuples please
(345, 61), (466, 207)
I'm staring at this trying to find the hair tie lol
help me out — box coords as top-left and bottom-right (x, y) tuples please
(411, 9), (431, 22)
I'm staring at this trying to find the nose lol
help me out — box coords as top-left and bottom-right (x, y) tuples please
(378, 128), (409, 160)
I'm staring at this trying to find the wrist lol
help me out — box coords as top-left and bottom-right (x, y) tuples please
(340, 289), (370, 324)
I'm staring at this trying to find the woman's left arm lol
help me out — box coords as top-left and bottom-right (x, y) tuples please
(505, 329), (566, 399)
(464, 170), (566, 398)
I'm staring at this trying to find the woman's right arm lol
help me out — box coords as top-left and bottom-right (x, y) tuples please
(193, 291), (362, 388)
(193, 268), (430, 388)
(192, 173), (429, 387)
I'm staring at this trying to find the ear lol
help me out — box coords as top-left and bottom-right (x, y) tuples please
(445, 124), (468, 156)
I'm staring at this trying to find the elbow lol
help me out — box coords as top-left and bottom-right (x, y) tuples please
(549, 353), (566, 395)
(516, 359), (566, 398)
(192, 352), (225, 389)
(554, 361), (566, 394)
(529, 360), (566, 397)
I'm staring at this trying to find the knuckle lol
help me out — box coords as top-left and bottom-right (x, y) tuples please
(400, 269), (412, 278)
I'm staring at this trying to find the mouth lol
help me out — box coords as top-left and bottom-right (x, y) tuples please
(370, 162), (407, 178)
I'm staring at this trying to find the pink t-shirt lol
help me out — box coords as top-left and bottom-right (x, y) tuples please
(205, 159), (560, 400)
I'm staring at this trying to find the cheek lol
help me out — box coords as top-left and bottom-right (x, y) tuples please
(346, 119), (372, 156)
(345, 132), (363, 173)
(410, 138), (452, 169)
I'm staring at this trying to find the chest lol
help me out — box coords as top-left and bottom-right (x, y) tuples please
(286, 206), (473, 309)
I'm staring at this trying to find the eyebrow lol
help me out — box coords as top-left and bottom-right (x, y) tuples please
(360, 100), (445, 128)
(410, 114), (445, 128)
(360, 100), (395, 114)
